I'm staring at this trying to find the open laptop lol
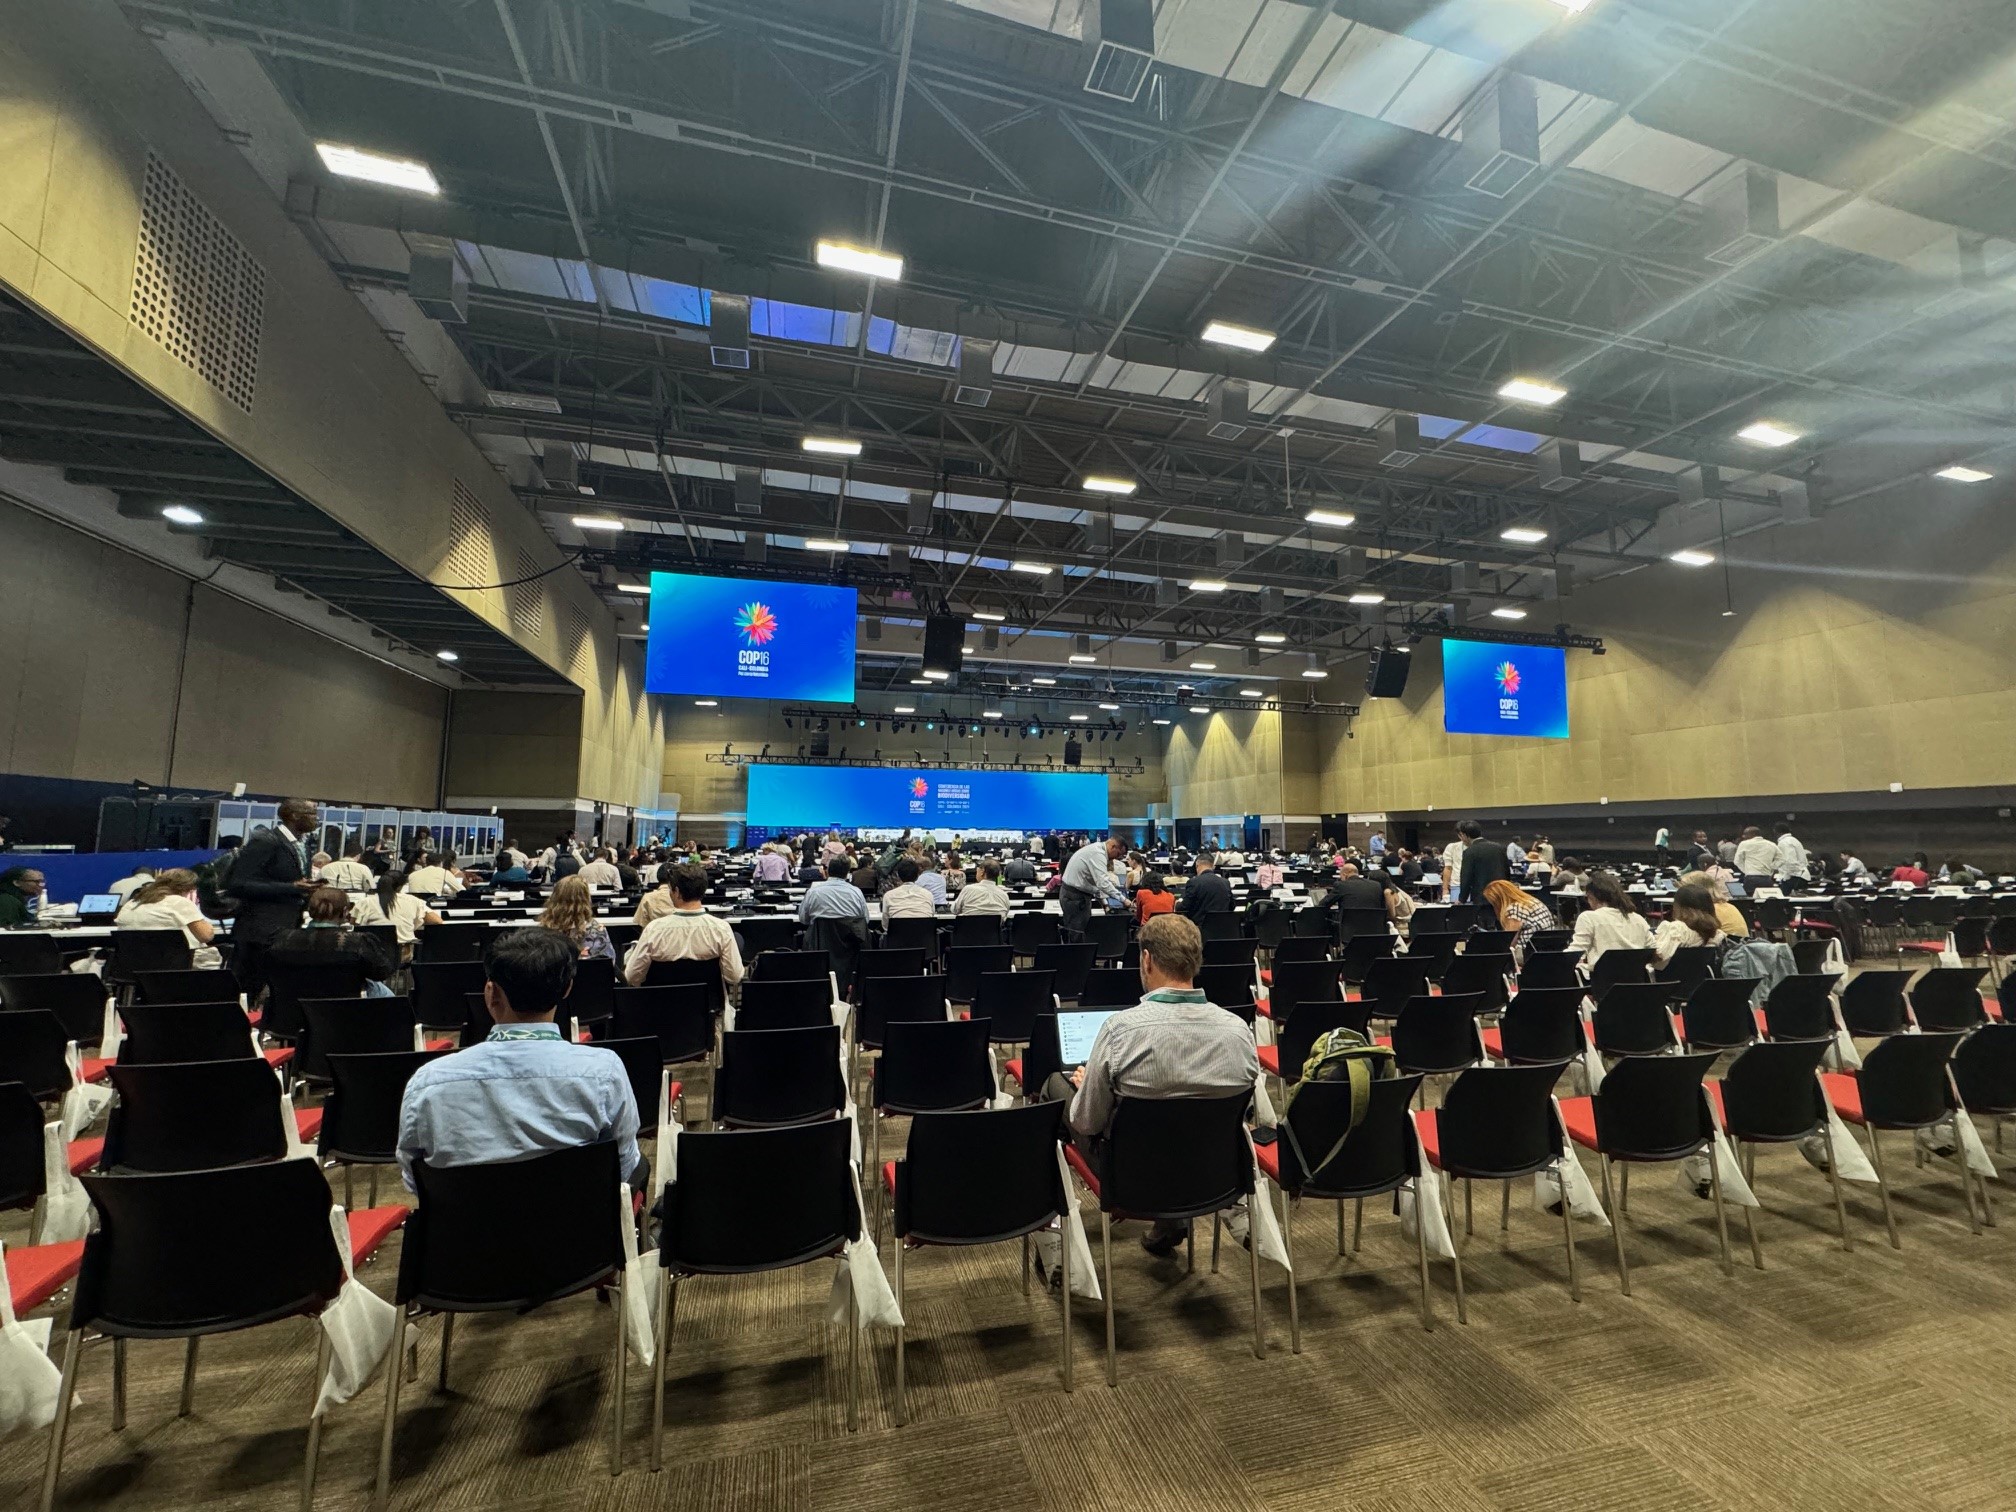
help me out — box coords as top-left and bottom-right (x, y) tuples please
(1057, 1008), (1120, 1070)
(78, 893), (123, 924)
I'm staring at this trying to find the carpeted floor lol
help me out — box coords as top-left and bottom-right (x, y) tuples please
(7, 1072), (2016, 1511)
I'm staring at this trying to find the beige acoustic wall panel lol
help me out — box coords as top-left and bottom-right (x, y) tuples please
(1165, 710), (1285, 819)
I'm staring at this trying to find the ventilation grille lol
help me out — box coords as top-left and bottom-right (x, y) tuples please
(563, 600), (592, 673)
(507, 547), (546, 638)
(442, 482), (495, 588)
(130, 154), (264, 411)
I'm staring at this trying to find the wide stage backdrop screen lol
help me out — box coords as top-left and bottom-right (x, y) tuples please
(1441, 638), (1570, 739)
(643, 570), (857, 702)
(747, 765), (1111, 832)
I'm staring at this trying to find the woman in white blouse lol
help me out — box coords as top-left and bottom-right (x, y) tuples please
(351, 871), (443, 962)
(1567, 871), (1654, 964)
(116, 867), (221, 968)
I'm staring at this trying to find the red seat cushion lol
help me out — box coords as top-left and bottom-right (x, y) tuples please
(1255, 998), (1271, 1019)
(346, 1206), (408, 1265)
(666, 1081), (683, 1112)
(79, 1058), (111, 1085)
(1255, 1140), (1280, 1183)
(1987, 998), (2004, 1022)
(1415, 1108), (1441, 1169)
(1705, 1081), (1726, 1120)
(1822, 1071), (1863, 1124)
(423, 1037), (454, 1052)
(1063, 1142), (1100, 1196)
(1003, 1057), (1023, 1086)
(1259, 969), (1272, 987)
(1257, 1044), (1279, 1076)
(7, 1240), (85, 1314)
(1557, 1094), (1598, 1150)
(263, 1047), (294, 1069)
(247, 1008), (263, 1027)
(1480, 1026), (1504, 1057)
(881, 1159), (897, 1195)
(67, 1137), (103, 1176)
(1899, 940), (1946, 954)
(1794, 920), (1838, 934)
(294, 1107), (324, 1144)
(1753, 1007), (1770, 1037)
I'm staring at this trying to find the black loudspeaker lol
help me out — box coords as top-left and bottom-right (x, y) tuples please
(1063, 738), (1083, 768)
(1365, 646), (1412, 699)
(921, 614), (965, 676)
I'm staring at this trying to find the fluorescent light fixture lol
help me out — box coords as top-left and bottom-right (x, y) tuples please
(160, 504), (204, 525)
(1031, 676), (1058, 686)
(1348, 592), (1385, 605)
(571, 516), (624, 532)
(1736, 421), (1799, 447)
(1068, 713), (1090, 722)
(1490, 607), (1529, 620)
(1189, 661), (1218, 671)
(970, 611), (1007, 622)
(1189, 706), (1211, 715)
(1937, 465), (1993, 482)
(983, 710), (1004, 719)
(1187, 580), (1230, 593)
(485, 390), (562, 414)
(1255, 632), (1288, 644)
(1010, 561), (1053, 575)
(1301, 667), (1329, 679)
(1098, 701), (1121, 711)
(1239, 687), (1265, 698)
(576, 486), (596, 498)
(921, 669), (951, 681)
(315, 142), (439, 195)
(1152, 717), (1172, 726)
(617, 583), (651, 595)
(1081, 475), (1137, 495)
(800, 436), (862, 457)
(1497, 377), (1567, 405)
(639, 624), (649, 633)
(694, 699), (718, 707)
(1669, 549), (1716, 567)
(435, 650), (459, 663)
(894, 705), (916, 714)
(1304, 509), (1356, 528)
(1067, 653), (1098, 665)
(909, 678), (933, 686)
(801, 538), (852, 552)
(1200, 320), (1276, 353)
(1500, 526), (1549, 543)
(815, 239), (903, 281)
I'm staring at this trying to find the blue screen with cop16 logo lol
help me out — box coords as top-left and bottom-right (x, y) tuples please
(1441, 638), (1570, 739)
(642, 571), (857, 702)
(747, 765), (1111, 831)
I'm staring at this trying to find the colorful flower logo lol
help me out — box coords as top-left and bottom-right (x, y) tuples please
(1494, 660), (1521, 695)
(734, 601), (778, 646)
(910, 778), (929, 799)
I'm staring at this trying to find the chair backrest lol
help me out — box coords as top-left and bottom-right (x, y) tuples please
(734, 976), (834, 1031)
(1678, 978), (1760, 1051)
(1290, 907), (1334, 938)
(0, 935), (63, 976)
(0, 971), (111, 1045)
(297, 995), (421, 1082)
(1032, 942), (1096, 999)
(592, 1035), (666, 1126)
(1761, 974), (1838, 1041)
(134, 969), (239, 1005)
(1334, 931), (1394, 984)
(1361, 956), (1432, 1020)
(1908, 965), (1990, 1032)
(881, 916), (942, 962)
(1275, 1074), (1423, 1197)
(1073, 967), (1141, 1008)
(874, 1017), (996, 1114)
(72, 1160), (346, 1335)
(1855, 1031), (1966, 1129)
(949, 914), (1005, 951)
(944, 945), (1014, 1002)
(713, 1025), (849, 1127)
(1390, 992), (1486, 1076)
(1439, 953), (1512, 1011)
(1952, 1023), (2016, 1117)
(1839, 970), (1911, 1036)
(400, 1141), (625, 1309)
(0, 1009), (77, 1099)
(1862, 895), (1903, 926)
(1718, 1040), (1830, 1142)
(894, 1102), (1068, 1245)
(1096, 1092), (1254, 1219)
(612, 984), (716, 1061)
(1196, 962), (1260, 1010)
(856, 973), (950, 1049)
(1203, 937), (1258, 967)
(106, 929), (193, 978)
(1434, 1062), (1570, 1179)
(972, 971), (1054, 1043)
(321, 1049), (451, 1163)
(1496, 987), (1589, 1064)
(1589, 1052), (1718, 1160)
(1516, 951), (1581, 992)
(115, 1001), (257, 1067)
(415, 921), (493, 963)
(1198, 912), (1246, 943)
(1587, 947), (1656, 999)
(1010, 912), (1062, 953)
(753, 950), (832, 982)
(101, 1058), (290, 1173)
(0, 1080), (46, 1210)
(734, 918), (801, 957)
(1656, 944), (1719, 997)
(1591, 981), (1679, 1056)
(408, 960), (489, 1030)
(660, 1120), (859, 1274)
(856, 947), (926, 984)
(567, 955), (619, 1026)
(1274, 1000), (1373, 1086)
(1267, 937), (1330, 966)
(639, 957), (726, 1019)
(1082, 913), (1131, 960)
(1269, 959), (1344, 1012)
(262, 954), (370, 1040)
(1526, 929), (1573, 955)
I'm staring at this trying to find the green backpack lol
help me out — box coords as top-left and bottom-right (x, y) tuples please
(1279, 1027), (1398, 1180)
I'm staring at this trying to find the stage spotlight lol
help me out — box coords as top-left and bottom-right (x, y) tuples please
(722, 743), (732, 757)
(761, 743), (771, 756)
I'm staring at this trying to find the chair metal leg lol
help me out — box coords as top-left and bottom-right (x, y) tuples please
(179, 1337), (200, 1417)
(1599, 1154), (1629, 1296)
(301, 1329), (332, 1512)
(1058, 1217), (1073, 1394)
(39, 1329), (82, 1512)
(1411, 1180), (1435, 1332)
(1247, 1206), (1266, 1362)
(1441, 1175), (1467, 1324)
(1820, 1118), (1852, 1251)
(1281, 1188), (1299, 1356)
(847, 1275), (859, 1434)
(1337, 1200), (1347, 1256)
(111, 1337), (127, 1432)
(1184, 1220), (1194, 1275)
(1559, 1163), (1581, 1302)
(373, 1312), (407, 1510)
(1706, 1144), (1733, 1273)
(1865, 1124), (1902, 1248)
(344, 1165), (354, 1212)
(1021, 1234), (1030, 1297)
(1618, 1160), (1629, 1215)
(1501, 1180), (1512, 1233)
(368, 1167), (379, 1209)
(893, 1241), (907, 1427)
(650, 1274), (677, 1472)
(1101, 1211), (1117, 1387)
(1741, 1161), (1765, 1271)
(1211, 1212), (1221, 1274)
(437, 1313), (453, 1392)
(609, 1271), (627, 1477)
(1463, 1178), (1473, 1238)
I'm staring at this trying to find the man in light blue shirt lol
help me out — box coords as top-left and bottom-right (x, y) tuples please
(916, 856), (948, 908)
(1060, 836), (1127, 938)
(398, 928), (643, 1191)
(798, 856), (870, 925)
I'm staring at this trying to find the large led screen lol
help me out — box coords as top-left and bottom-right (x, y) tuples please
(1441, 638), (1570, 739)
(747, 765), (1111, 831)
(643, 571), (857, 702)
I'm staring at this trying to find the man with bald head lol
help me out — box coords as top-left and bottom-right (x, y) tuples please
(226, 796), (321, 994)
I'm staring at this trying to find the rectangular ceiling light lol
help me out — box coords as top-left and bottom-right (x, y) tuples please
(1067, 653), (1098, 665)
(893, 705), (916, 714)
(1081, 475), (1138, 495)
(1010, 561), (1053, 575)
(160, 504), (204, 525)
(1348, 592), (1385, 605)
(1304, 509), (1356, 528)
(1500, 526), (1549, 543)
(316, 142), (440, 195)
(617, 583), (651, 594)
(1152, 717), (1172, 725)
(1189, 705), (1210, 714)
(485, 390), (561, 414)
(1669, 549), (1716, 567)
(1189, 660), (1218, 670)
(1937, 465), (1993, 482)
(801, 538), (852, 551)
(1497, 377), (1566, 405)
(1188, 579), (1229, 593)
(801, 436), (862, 456)
(1255, 632), (1288, 644)
(970, 611), (1007, 622)
(1490, 606), (1528, 620)
(1068, 713), (1091, 722)
(1098, 701), (1122, 711)
(1032, 676), (1058, 686)
(983, 710), (1004, 719)
(694, 699), (718, 708)
(815, 240), (904, 281)
(1239, 687), (1265, 697)
(1736, 421), (1799, 446)
(921, 669), (951, 681)
(1200, 320), (1276, 352)
(571, 516), (625, 532)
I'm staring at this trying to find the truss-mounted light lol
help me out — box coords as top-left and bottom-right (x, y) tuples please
(1497, 377), (1566, 405)
(1736, 421), (1799, 447)
(801, 436), (863, 457)
(1201, 320), (1275, 353)
(1937, 465), (1993, 482)
(316, 142), (440, 195)
(1082, 475), (1138, 495)
(815, 239), (904, 281)
(1304, 509), (1356, 528)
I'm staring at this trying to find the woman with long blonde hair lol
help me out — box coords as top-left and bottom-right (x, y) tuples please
(537, 874), (614, 961)
(1483, 878), (1556, 960)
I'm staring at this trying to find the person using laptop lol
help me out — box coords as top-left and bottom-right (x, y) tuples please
(1039, 914), (1258, 1270)
(107, 863), (156, 902)
(0, 867), (46, 927)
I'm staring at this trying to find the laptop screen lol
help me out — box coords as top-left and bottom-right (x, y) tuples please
(1057, 1008), (1118, 1068)
(79, 894), (122, 915)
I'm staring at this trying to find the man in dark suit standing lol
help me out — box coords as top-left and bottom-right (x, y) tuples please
(1455, 818), (1511, 904)
(227, 796), (319, 994)
(1175, 854), (1234, 919)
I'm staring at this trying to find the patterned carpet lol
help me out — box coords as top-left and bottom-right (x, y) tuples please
(6, 1080), (2016, 1511)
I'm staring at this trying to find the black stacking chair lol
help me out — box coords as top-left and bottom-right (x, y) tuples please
(566, 956), (618, 1036)
(0, 935), (63, 976)
(1591, 982), (1680, 1057)
(114, 1001), (258, 1067)
(1487, 987), (1588, 1067)
(98, 1059), (295, 1174)
(1360, 957), (1431, 1025)
(0, 1010), (76, 1101)
(0, 972), (110, 1047)
(1010, 913), (1061, 957)
(1761, 974), (1838, 1042)
(1527, 929), (1573, 955)
(652, 1120), (864, 1451)
(1405, 934), (1462, 982)
(713, 1025), (849, 1128)
(1678, 978), (1761, 1052)
(261, 956), (370, 1043)
(885, 1102), (1075, 1419)
(408, 960), (488, 1032)
(1517, 951), (1582, 992)
(639, 958), (727, 1021)
(414, 921), (491, 962)
(972, 971), (1055, 1047)
(133, 969), (239, 1005)
(733, 917), (801, 959)
(612, 985), (716, 1066)
(949, 914), (1004, 951)
(1823, 1031), (1982, 1246)
(597, 1035), (672, 1131)
(1267, 938), (1330, 966)
(1953, 1024), (2016, 1155)
(1839, 970), (1911, 1038)
(1390, 993), (1487, 1079)
(735, 976), (835, 1031)
(870, 1018), (997, 1180)
(1197, 962), (1261, 1012)
(1655, 945), (1719, 1001)
(1198, 913), (1246, 944)
(102, 930), (192, 986)
(321, 1049), (451, 1210)
(1334, 931), (1394, 986)
(1714, 1040), (1851, 1261)
(1071, 966), (1138, 1009)
(297, 995), (423, 1085)
(0, 1080), (47, 1236)
(1265, 959), (1343, 1023)
(752, 949), (832, 983)
(1258, 1000), (1371, 1087)
(1290, 908), (1333, 938)
(855, 974), (950, 1058)
(1082, 913), (1131, 962)
(1909, 965), (1991, 1032)
(944, 945), (1013, 1004)
(1033, 943), (1097, 1002)
(1586, 947), (1656, 1001)
(881, 915), (943, 965)
(381, 1142), (629, 1496)
(1440, 953), (1512, 1013)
